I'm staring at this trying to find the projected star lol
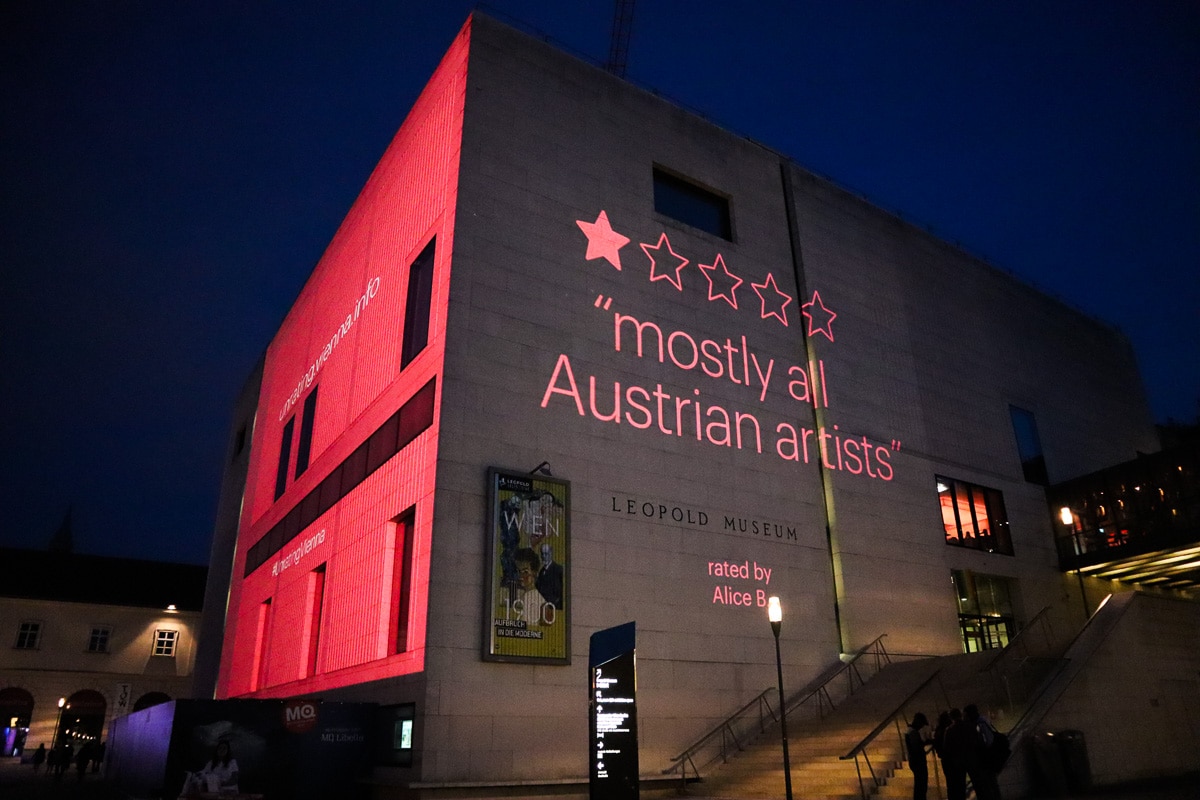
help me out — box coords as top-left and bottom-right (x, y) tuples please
(640, 233), (689, 291)
(697, 254), (743, 309)
(576, 210), (630, 270)
(752, 272), (793, 326)
(801, 290), (837, 341)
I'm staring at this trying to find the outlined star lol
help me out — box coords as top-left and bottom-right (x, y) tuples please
(697, 253), (743, 309)
(640, 232), (689, 291)
(576, 210), (630, 270)
(801, 290), (837, 341)
(751, 272), (793, 326)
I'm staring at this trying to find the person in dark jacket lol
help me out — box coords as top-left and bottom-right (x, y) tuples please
(905, 712), (931, 800)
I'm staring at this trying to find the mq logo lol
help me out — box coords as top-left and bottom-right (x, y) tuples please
(283, 698), (319, 734)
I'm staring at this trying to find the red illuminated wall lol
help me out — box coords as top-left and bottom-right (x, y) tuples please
(216, 21), (470, 699)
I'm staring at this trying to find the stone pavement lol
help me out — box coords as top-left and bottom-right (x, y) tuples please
(2, 757), (1195, 800)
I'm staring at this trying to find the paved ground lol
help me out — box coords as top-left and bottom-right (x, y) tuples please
(1, 758), (1195, 800)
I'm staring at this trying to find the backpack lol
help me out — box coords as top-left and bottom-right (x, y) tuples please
(987, 730), (1012, 772)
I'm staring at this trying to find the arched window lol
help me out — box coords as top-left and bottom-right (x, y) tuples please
(132, 692), (171, 712)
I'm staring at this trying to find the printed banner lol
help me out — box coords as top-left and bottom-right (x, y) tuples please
(484, 468), (570, 663)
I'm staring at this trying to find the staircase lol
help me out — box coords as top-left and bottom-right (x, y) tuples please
(693, 657), (942, 799)
(676, 622), (1069, 800)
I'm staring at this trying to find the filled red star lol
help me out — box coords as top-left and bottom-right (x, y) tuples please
(801, 290), (836, 341)
(697, 254), (743, 309)
(640, 233), (688, 291)
(576, 210), (630, 270)
(751, 272), (793, 326)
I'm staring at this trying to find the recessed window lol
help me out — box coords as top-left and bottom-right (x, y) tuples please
(87, 626), (111, 654)
(936, 476), (1013, 555)
(295, 387), (319, 479)
(653, 168), (732, 240)
(275, 416), (295, 500)
(401, 239), (436, 368)
(152, 629), (178, 657)
(1009, 405), (1048, 485)
(15, 622), (41, 650)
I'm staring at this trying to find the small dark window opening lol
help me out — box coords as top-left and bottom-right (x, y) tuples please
(1009, 405), (1048, 485)
(653, 168), (732, 240)
(295, 387), (319, 479)
(232, 425), (247, 461)
(401, 239), (436, 368)
(274, 417), (295, 501)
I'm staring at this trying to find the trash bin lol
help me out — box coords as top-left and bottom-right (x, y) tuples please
(1030, 731), (1068, 797)
(1055, 729), (1092, 794)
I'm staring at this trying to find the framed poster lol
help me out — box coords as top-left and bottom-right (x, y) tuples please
(484, 467), (570, 663)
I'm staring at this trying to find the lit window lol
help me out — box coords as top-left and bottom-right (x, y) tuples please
(653, 168), (732, 240)
(15, 621), (41, 650)
(936, 476), (1013, 555)
(152, 629), (178, 657)
(87, 626), (111, 653)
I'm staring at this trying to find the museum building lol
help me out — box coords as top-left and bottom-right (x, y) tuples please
(204, 12), (1174, 789)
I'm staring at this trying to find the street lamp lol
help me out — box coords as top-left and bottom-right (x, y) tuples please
(50, 698), (65, 772)
(768, 596), (794, 800)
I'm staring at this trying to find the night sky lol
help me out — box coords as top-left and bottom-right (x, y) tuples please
(2, 2), (1196, 565)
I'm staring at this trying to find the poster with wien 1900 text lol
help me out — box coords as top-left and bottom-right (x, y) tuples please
(484, 468), (570, 663)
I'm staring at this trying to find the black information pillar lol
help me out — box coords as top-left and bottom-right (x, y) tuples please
(589, 621), (639, 800)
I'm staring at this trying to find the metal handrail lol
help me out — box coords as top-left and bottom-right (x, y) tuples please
(839, 668), (946, 800)
(660, 689), (777, 784)
(663, 634), (892, 785)
(983, 604), (1055, 672)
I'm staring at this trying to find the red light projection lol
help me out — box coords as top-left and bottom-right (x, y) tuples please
(640, 232), (689, 291)
(698, 254), (743, 309)
(750, 272), (794, 327)
(801, 290), (837, 341)
(553, 210), (902, 482)
(576, 210), (630, 270)
(217, 17), (471, 700)
(708, 559), (775, 607)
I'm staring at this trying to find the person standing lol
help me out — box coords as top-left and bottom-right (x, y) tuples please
(941, 708), (971, 800)
(30, 742), (46, 774)
(905, 712), (931, 800)
(964, 704), (1003, 800)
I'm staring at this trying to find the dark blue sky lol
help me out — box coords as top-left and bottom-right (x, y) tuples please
(2, 2), (1196, 564)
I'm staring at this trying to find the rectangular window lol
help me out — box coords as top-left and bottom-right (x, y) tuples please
(275, 417), (295, 500)
(252, 599), (272, 691)
(87, 626), (111, 653)
(401, 239), (436, 368)
(15, 621), (41, 650)
(653, 167), (732, 240)
(294, 387), (319, 479)
(244, 378), (437, 577)
(304, 565), (326, 678)
(936, 476), (1013, 555)
(152, 629), (178, 657)
(389, 512), (416, 654)
(1010, 405), (1049, 485)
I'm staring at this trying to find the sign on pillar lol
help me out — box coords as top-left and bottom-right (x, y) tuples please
(589, 621), (639, 799)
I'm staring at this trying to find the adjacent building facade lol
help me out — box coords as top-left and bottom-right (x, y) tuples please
(209, 14), (1165, 787)
(1, 548), (205, 756)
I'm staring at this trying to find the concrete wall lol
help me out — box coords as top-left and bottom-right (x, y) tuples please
(1039, 593), (1200, 785)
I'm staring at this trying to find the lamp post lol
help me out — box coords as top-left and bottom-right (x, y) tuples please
(768, 596), (794, 800)
(50, 698), (65, 774)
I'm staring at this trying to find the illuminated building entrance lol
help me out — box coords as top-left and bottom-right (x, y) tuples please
(952, 570), (1014, 652)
